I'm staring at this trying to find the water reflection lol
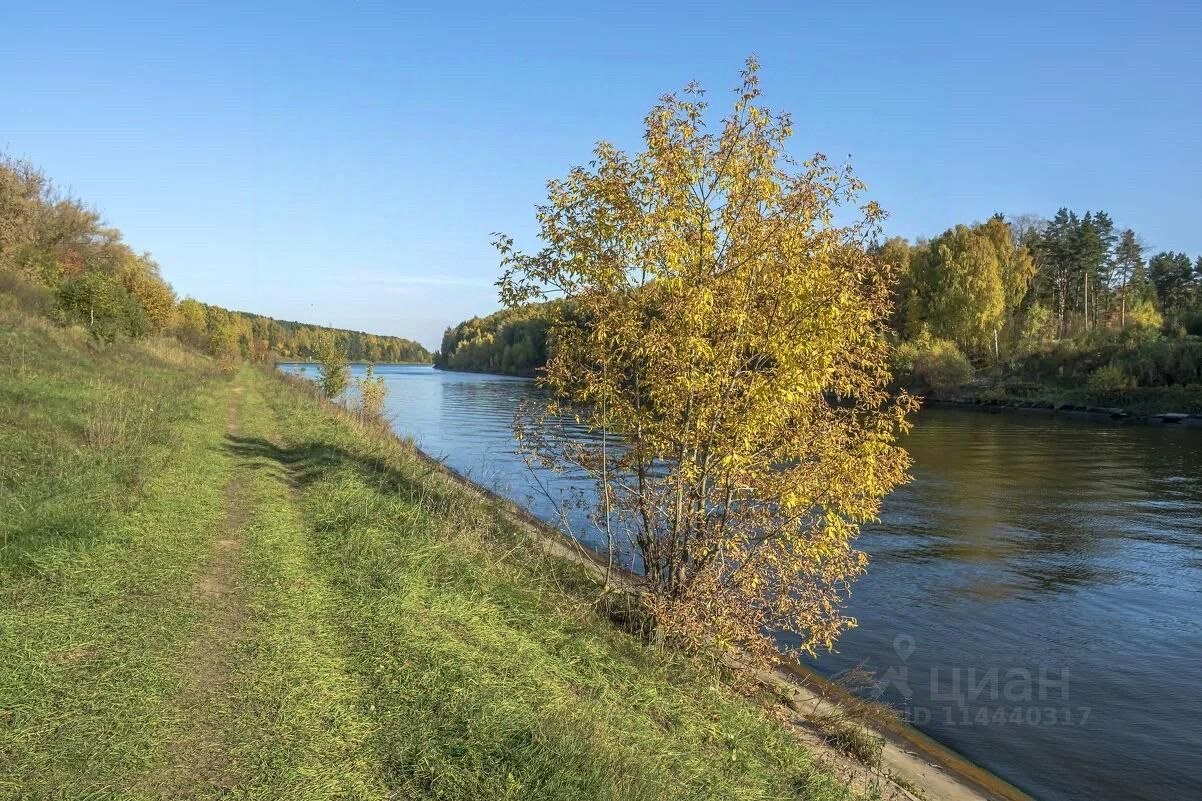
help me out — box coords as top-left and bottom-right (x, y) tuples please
(281, 363), (1202, 801)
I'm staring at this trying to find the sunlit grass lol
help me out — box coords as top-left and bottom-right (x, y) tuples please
(0, 318), (853, 800)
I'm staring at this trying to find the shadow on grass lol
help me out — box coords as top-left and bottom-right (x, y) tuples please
(221, 431), (618, 607)
(222, 433), (454, 513)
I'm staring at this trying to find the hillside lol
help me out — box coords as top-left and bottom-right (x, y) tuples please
(180, 301), (432, 364)
(0, 311), (860, 800)
(0, 154), (429, 366)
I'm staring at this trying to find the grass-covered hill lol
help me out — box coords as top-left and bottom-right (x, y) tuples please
(179, 300), (433, 364)
(0, 154), (429, 366)
(0, 307), (858, 800)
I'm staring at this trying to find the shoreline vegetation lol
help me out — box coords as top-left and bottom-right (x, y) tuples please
(927, 395), (1202, 426)
(437, 357), (1202, 428)
(0, 307), (1024, 801)
(435, 301), (1202, 417)
(435, 215), (1202, 419)
(284, 359), (432, 366)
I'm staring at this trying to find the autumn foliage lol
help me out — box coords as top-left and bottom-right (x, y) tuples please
(497, 61), (915, 666)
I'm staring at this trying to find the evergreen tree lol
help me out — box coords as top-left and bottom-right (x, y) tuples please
(1036, 208), (1077, 336)
(1149, 251), (1194, 320)
(1090, 211), (1117, 324)
(1113, 229), (1145, 327)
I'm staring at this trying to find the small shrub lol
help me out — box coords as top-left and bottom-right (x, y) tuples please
(810, 712), (885, 768)
(314, 335), (349, 399)
(1087, 364), (1133, 398)
(356, 364), (388, 422)
(895, 337), (973, 395)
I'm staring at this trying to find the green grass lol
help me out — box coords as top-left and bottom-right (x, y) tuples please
(0, 313), (852, 800)
(808, 713), (884, 770)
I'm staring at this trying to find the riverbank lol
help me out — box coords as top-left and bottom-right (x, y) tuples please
(431, 361), (538, 378)
(927, 394), (1202, 427)
(0, 316), (879, 799)
(410, 430), (1033, 801)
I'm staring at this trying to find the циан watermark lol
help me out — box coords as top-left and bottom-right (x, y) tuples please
(841, 634), (1092, 728)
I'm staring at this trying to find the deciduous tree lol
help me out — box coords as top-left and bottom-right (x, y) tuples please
(912, 224), (1005, 356)
(496, 61), (915, 665)
(314, 333), (349, 399)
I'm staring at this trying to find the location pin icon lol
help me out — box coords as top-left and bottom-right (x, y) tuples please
(894, 634), (916, 662)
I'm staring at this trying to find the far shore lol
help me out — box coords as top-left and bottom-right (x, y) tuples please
(278, 359), (433, 366)
(927, 396), (1202, 428)
(412, 364), (1202, 429)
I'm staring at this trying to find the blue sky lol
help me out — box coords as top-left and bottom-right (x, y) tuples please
(4, 1), (1200, 349)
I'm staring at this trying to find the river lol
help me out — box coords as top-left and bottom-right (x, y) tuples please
(282, 363), (1202, 801)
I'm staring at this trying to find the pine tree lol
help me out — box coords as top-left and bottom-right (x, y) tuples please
(1035, 208), (1077, 337)
(1113, 229), (1144, 328)
(1091, 211), (1117, 324)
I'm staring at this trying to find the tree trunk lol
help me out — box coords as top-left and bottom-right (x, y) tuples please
(1084, 272), (1089, 333)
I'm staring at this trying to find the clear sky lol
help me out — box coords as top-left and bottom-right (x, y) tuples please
(4, 1), (1200, 349)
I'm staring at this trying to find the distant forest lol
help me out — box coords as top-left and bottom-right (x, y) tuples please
(178, 302), (431, 364)
(0, 154), (429, 364)
(435, 304), (553, 376)
(438, 209), (1202, 408)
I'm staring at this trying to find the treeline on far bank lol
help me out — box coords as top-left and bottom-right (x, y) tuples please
(435, 303), (553, 376)
(0, 154), (430, 365)
(884, 210), (1202, 412)
(437, 210), (1202, 412)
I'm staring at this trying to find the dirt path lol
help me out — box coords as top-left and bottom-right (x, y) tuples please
(157, 385), (252, 797)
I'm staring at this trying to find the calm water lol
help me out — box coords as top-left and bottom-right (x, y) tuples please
(283, 363), (1202, 801)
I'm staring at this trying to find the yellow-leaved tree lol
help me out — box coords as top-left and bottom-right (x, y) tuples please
(497, 60), (916, 666)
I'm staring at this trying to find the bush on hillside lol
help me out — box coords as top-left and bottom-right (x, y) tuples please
(1086, 364), (1134, 399)
(894, 337), (973, 395)
(54, 269), (149, 343)
(1116, 337), (1202, 387)
(355, 363), (388, 422)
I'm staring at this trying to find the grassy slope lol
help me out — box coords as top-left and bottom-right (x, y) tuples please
(0, 317), (851, 801)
